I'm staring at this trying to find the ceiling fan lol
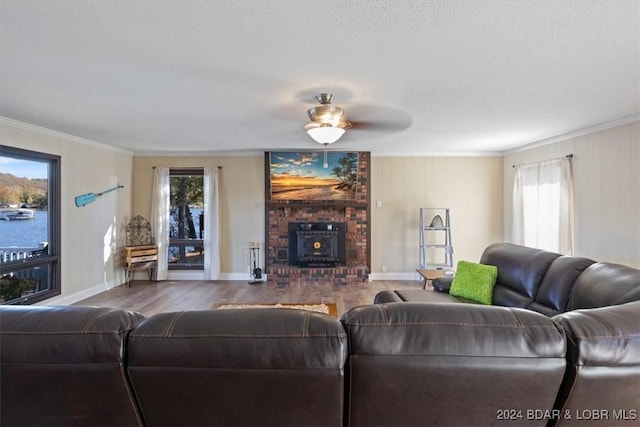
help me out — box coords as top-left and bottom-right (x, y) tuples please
(276, 90), (412, 165)
(304, 93), (352, 145)
(304, 93), (354, 168)
(301, 91), (412, 140)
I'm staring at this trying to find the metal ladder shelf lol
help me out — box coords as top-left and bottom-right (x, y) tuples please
(419, 208), (453, 269)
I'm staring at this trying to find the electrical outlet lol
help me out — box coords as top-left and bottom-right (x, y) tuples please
(381, 266), (387, 273)
(247, 265), (251, 273)
(249, 241), (260, 249)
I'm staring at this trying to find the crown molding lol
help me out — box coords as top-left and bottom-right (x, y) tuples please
(135, 150), (265, 157)
(0, 116), (133, 155)
(370, 151), (504, 157)
(502, 113), (640, 156)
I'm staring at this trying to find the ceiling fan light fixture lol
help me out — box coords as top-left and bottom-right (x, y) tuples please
(305, 93), (351, 144)
(306, 125), (345, 144)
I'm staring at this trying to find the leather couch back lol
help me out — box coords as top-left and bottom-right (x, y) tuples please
(480, 243), (596, 315)
(0, 305), (145, 426)
(341, 302), (567, 427)
(127, 308), (347, 426)
(2, 298), (637, 426)
(567, 262), (640, 310)
(533, 255), (596, 314)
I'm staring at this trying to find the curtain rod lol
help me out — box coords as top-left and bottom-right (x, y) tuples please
(512, 154), (573, 168)
(152, 166), (222, 169)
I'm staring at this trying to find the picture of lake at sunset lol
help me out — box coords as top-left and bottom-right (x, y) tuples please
(269, 152), (359, 200)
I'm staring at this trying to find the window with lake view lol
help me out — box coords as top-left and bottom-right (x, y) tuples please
(0, 146), (60, 304)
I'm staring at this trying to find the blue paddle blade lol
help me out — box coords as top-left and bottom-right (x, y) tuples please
(74, 185), (123, 207)
(75, 193), (97, 207)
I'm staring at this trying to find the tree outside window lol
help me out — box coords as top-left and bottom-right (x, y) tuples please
(169, 169), (204, 269)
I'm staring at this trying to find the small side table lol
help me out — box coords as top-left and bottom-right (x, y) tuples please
(417, 269), (449, 290)
(125, 244), (158, 286)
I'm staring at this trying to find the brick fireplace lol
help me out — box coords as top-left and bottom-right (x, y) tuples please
(264, 152), (370, 285)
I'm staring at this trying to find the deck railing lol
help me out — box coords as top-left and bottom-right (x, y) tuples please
(0, 243), (47, 263)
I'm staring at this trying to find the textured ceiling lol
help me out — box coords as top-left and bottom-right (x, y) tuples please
(1, 0), (638, 156)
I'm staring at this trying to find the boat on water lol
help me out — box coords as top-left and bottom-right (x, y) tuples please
(0, 208), (35, 220)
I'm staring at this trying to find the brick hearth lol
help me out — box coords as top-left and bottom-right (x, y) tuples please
(266, 265), (369, 287)
(264, 152), (371, 285)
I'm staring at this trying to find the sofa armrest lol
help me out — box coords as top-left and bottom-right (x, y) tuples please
(373, 290), (404, 303)
(0, 305), (145, 426)
(553, 301), (640, 366)
(432, 275), (454, 293)
(551, 301), (640, 424)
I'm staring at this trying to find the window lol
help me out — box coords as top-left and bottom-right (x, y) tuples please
(0, 146), (61, 304)
(168, 168), (204, 269)
(512, 156), (574, 255)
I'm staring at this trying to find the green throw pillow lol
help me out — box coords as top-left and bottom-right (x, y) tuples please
(449, 260), (498, 305)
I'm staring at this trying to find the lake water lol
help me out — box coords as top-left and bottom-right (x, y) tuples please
(0, 210), (48, 248)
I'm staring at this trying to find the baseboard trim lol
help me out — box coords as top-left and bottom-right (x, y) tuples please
(166, 272), (268, 281)
(219, 272), (267, 281)
(368, 272), (422, 281)
(36, 283), (114, 306)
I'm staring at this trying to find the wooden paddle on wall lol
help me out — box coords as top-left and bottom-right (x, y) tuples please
(75, 184), (124, 207)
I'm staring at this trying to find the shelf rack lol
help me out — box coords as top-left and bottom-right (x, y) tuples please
(419, 208), (453, 270)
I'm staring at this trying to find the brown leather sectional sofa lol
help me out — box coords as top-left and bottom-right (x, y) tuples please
(1, 243), (638, 426)
(374, 242), (640, 426)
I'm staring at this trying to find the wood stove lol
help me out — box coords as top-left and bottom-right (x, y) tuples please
(288, 222), (346, 266)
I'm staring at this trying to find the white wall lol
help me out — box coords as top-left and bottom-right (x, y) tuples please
(0, 118), (133, 303)
(503, 120), (640, 268)
(370, 156), (504, 278)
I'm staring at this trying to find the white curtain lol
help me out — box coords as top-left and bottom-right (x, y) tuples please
(203, 166), (221, 280)
(513, 156), (574, 255)
(151, 167), (170, 280)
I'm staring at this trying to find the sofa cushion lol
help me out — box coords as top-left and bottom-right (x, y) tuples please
(481, 242), (560, 309)
(449, 260), (497, 304)
(128, 308), (347, 427)
(341, 302), (567, 427)
(567, 262), (640, 310)
(533, 255), (595, 314)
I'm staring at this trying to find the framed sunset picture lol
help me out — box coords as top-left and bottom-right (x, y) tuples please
(268, 151), (359, 200)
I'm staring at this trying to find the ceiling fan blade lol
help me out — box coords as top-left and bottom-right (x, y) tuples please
(346, 104), (413, 132)
(350, 120), (410, 131)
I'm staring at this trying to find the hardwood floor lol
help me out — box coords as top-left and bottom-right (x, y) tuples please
(74, 279), (422, 318)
